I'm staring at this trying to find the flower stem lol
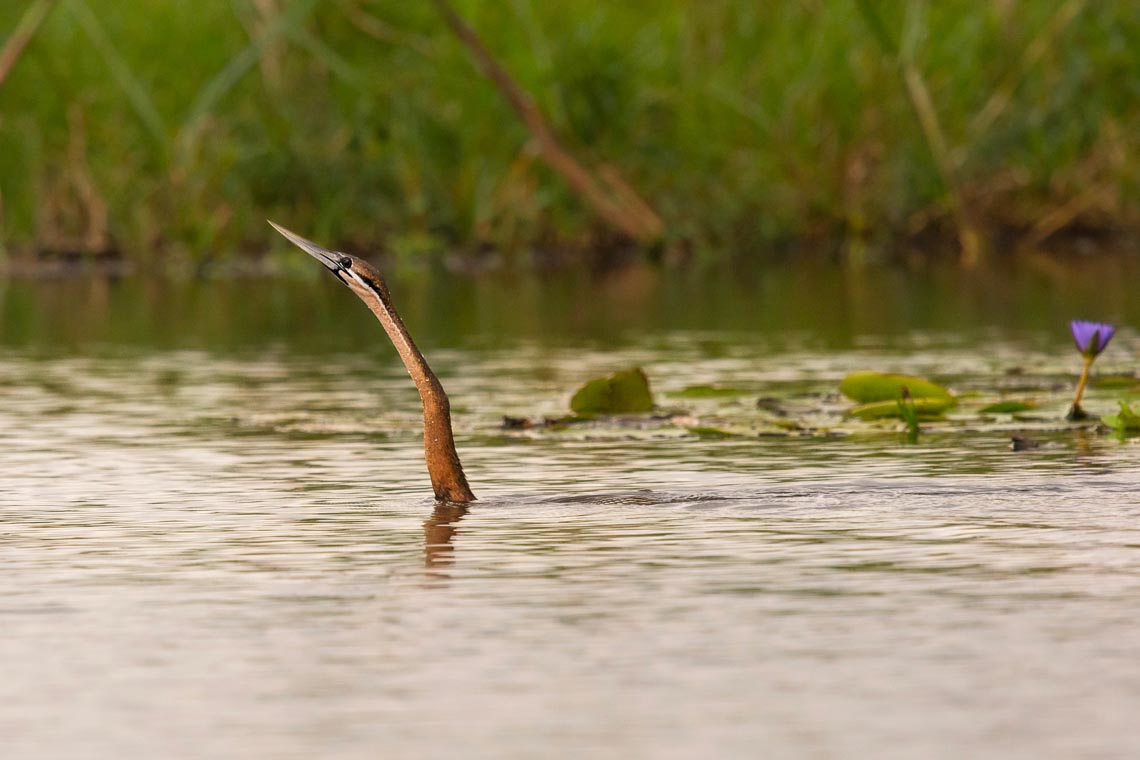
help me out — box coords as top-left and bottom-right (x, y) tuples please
(1068, 355), (1094, 420)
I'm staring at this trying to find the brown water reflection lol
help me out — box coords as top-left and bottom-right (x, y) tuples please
(424, 503), (468, 571)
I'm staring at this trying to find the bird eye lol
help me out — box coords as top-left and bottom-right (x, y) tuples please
(340, 257), (352, 269)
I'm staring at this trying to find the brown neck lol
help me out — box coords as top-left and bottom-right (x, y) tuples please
(359, 287), (475, 503)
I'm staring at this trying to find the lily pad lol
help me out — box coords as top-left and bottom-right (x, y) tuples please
(978, 401), (1037, 414)
(847, 397), (955, 420)
(570, 368), (654, 415)
(1092, 374), (1138, 390)
(669, 384), (750, 399)
(839, 371), (953, 404)
(1102, 402), (1140, 431)
(686, 425), (747, 439)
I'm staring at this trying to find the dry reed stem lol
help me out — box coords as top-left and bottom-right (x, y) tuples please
(430, 0), (664, 245)
(902, 64), (984, 266)
(969, 0), (1088, 142)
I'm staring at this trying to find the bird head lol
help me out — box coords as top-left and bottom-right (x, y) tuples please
(268, 221), (391, 306)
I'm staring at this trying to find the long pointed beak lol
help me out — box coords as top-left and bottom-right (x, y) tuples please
(268, 220), (343, 271)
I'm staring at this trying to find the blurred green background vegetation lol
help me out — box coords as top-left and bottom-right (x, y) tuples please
(0, 0), (1136, 267)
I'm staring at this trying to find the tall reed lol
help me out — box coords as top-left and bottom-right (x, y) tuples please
(0, 0), (1135, 264)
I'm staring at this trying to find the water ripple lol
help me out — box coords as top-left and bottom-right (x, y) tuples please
(0, 342), (1138, 759)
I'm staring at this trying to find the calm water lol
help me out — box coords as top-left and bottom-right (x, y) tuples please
(1, 261), (1139, 758)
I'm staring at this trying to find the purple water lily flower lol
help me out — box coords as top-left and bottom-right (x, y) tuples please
(1067, 319), (1117, 420)
(1070, 320), (1115, 359)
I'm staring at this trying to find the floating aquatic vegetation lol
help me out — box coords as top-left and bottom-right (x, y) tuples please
(685, 425), (749, 440)
(839, 371), (955, 421)
(846, 397), (955, 420)
(569, 368), (655, 415)
(897, 388), (921, 443)
(839, 371), (953, 404)
(1067, 320), (1116, 420)
(1102, 402), (1140, 433)
(978, 401), (1037, 414)
(668, 384), (752, 399)
(494, 348), (1138, 444)
(1091, 374), (1139, 390)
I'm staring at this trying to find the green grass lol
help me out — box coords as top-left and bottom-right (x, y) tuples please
(0, 0), (1137, 265)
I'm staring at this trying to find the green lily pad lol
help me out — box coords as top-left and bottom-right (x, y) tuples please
(847, 397), (955, 420)
(1092, 374), (1138, 390)
(839, 371), (953, 404)
(978, 401), (1037, 414)
(1102, 402), (1140, 431)
(669, 384), (750, 399)
(686, 426), (746, 439)
(570, 368), (654, 415)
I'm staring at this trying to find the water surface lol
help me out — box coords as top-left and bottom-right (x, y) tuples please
(1, 263), (1138, 758)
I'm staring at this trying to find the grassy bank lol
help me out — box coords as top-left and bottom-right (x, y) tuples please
(0, 0), (1137, 266)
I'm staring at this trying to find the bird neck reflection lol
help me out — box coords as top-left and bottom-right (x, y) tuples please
(424, 503), (468, 571)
